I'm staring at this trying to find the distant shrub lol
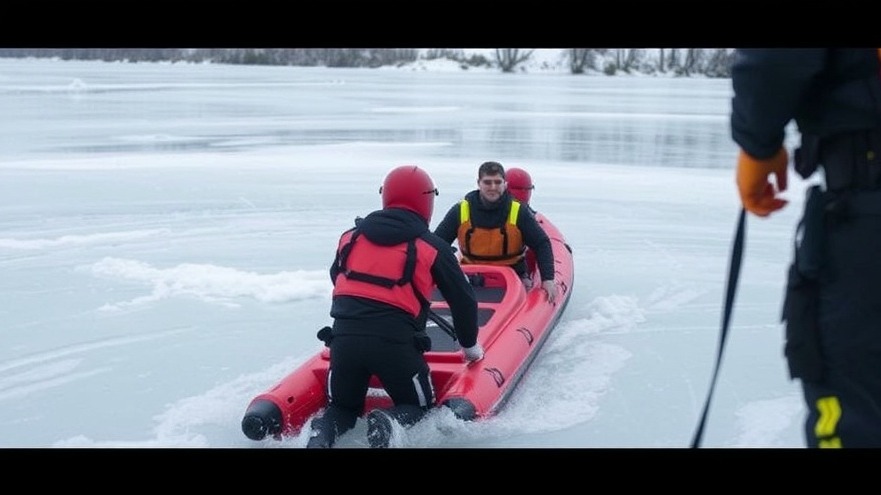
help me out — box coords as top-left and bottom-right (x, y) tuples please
(424, 49), (465, 60)
(464, 54), (492, 67)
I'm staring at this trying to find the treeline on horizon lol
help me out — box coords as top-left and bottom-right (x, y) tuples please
(0, 48), (734, 77)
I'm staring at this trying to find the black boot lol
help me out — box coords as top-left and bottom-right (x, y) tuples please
(366, 409), (395, 448)
(306, 417), (335, 449)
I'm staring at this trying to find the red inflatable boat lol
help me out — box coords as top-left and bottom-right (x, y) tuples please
(241, 211), (574, 442)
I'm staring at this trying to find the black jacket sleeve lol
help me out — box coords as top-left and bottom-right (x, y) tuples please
(730, 48), (827, 159)
(329, 253), (339, 284)
(424, 233), (479, 348)
(432, 202), (461, 245)
(517, 207), (555, 281)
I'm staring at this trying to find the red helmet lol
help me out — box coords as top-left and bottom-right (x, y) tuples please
(506, 167), (534, 204)
(380, 165), (438, 222)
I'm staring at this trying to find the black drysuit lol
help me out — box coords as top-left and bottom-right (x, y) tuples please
(308, 207), (478, 447)
(731, 48), (881, 447)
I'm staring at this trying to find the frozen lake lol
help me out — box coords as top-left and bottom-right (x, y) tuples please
(0, 58), (806, 448)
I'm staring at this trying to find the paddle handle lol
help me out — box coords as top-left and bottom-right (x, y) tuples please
(428, 309), (457, 341)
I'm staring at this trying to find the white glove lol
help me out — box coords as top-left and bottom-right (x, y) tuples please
(542, 279), (557, 303)
(463, 344), (484, 363)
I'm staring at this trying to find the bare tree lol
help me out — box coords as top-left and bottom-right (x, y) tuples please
(614, 49), (625, 71)
(608, 49), (646, 73)
(702, 48), (735, 77)
(667, 48), (680, 72)
(680, 48), (699, 76)
(494, 49), (534, 73)
(568, 48), (593, 74)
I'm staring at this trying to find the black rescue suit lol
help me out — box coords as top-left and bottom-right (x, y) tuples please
(433, 190), (555, 283)
(309, 207), (478, 447)
(732, 48), (881, 447)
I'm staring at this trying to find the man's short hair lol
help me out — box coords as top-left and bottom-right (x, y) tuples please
(478, 161), (505, 179)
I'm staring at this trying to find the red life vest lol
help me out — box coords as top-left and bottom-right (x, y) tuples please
(332, 229), (438, 318)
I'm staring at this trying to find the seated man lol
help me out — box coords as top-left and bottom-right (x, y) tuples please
(433, 161), (556, 303)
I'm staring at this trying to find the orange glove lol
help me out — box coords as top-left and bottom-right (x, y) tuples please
(736, 147), (789, 217)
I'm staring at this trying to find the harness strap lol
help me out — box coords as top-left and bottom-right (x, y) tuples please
(691, 208), (746, 448)
(337, 229), (430, 322)
(460, 199), (525, 262)
(338, 229), (418, 288)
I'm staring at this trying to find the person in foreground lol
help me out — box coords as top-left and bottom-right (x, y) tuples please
(434, 161), (557, 303)
(306, 165), (482, 449)
(732, 48), (881, 447)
